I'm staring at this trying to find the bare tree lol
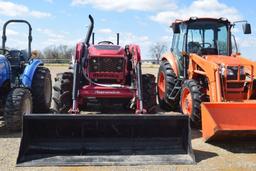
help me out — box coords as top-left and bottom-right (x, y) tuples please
(150, 42), (168, 64)
(43, 45), (74, 63)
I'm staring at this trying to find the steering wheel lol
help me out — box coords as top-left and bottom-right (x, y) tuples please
(0, 48), (10, 55)
(199, 42), (212, 48)
(98, 41), (114, 45)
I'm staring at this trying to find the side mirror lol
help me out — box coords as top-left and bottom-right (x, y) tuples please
(243, 23), (251, 34)
(172, 23), (180, 34)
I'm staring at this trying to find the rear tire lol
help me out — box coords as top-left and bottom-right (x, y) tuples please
(142, 74), (157, 114)
(53, 72), (73, 113)
(4, 88), (32, 131)
(157, 61), (179, 111)
(31, 67), (52, 113)
(180, 79), (204, 127)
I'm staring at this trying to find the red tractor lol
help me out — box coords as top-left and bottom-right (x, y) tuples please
(16, 15), (194, 166)
(53, 15), (156, 114)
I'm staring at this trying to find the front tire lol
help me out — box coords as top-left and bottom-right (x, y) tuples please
(4, 88), (32, 131)
(157, 61), (179, 111)
(52, 72), (73, 113)
(180, 79), (204, 127)
(142, 74), (157, 114)
(31, 67), (52, 113)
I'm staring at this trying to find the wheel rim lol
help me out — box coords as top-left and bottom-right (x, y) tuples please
(158, 71), (165, 100)
(44, 77), (51, 105)
(22, 98), (32, 115)
(181, 87), (193, 117)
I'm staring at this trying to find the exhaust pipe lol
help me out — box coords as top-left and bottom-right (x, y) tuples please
(117, 33), (119, 45)
(84, 15), (94, 46)
(70, 15), (93, 113)
(92, 32), (95, 45)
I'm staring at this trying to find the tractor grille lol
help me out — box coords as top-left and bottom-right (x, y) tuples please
(226, 66), (246, 89)
(89, 57), (125, 72)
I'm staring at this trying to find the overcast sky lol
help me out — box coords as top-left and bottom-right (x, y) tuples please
(0, 0), (255, 60)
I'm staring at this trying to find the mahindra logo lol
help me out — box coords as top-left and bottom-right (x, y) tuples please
(93, 73), (119, 78)
(95, 90), (121, 94)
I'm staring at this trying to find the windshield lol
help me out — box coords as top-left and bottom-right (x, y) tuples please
(186, 20), (229, 55)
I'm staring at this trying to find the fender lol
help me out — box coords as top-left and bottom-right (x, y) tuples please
(0, 55), (11, 87)
(21, 59), (43, 88)
(161, 52), (179, 76)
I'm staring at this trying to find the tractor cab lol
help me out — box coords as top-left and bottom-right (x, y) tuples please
(171, 17), (251, 77)
(173, 18), (231, 56)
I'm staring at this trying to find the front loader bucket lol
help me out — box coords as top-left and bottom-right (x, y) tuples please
(202, 102), (256, 142)
(17, 114), (195, 166)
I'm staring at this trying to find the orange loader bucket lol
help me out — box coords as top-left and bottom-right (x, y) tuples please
(202, 102), (256, 142)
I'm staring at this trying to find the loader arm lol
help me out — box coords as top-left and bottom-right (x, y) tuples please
(188, 54), (221, 102)
(189, 54), (256, 141)
(128, 44), (144, 113)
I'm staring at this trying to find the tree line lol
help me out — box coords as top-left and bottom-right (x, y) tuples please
(39, 45), (75, 63)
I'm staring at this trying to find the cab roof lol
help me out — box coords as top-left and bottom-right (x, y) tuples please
(172, 17), (231, 25)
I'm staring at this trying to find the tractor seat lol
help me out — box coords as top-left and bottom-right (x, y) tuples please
(188, 42), (201, 53)
(198, 48), (218, 56)
(8, 51), (21, 67)
(20, 50), (28, 62)
(7, 50), (27, 70)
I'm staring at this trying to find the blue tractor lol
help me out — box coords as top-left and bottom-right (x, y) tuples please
(0, 20), (52, 131)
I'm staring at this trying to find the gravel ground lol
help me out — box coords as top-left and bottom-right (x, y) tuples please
(0, 65), (256, 171)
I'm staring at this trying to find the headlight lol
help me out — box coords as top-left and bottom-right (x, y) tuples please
(221, 67), (235, 76)
(117, 66), (122, 70)
(227, 68), (235, 76)
(221, 66), (245, 76)
(93, 65), (98, 70)
(227, 66), (245, 76)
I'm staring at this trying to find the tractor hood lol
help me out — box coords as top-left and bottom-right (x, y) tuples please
(205, 55), (245, 66)
(89, 45), (125, 57)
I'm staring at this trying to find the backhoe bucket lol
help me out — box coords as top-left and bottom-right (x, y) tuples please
(17, 114), (195, 166)
(202, 102), (256, 142)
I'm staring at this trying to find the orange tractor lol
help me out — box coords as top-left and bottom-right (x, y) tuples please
(157, 17), (256, 141)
